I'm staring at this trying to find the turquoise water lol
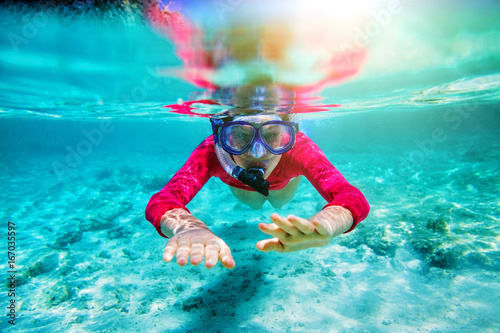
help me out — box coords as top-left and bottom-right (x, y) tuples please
(1, 1), (500, 332)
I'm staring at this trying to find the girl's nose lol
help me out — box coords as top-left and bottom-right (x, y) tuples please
(249, 140), (266, 158)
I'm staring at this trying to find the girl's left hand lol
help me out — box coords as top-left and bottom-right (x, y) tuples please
(256, 206), (354, 253)
(256, 213), (335, 253)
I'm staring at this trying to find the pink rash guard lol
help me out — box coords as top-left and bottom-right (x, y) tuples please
(145, 132), (370, 238)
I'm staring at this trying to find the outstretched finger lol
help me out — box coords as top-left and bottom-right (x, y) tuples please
(175, 236), (191, 266)
(270, 213), (299, 235)
(163, 238), (178, 262)
(205, 238), (226, 268)
(189, 240), (205, 266)
(258, 223), (289, 239)
(219, 244), (235, 269)
(288, 214), (315, 234)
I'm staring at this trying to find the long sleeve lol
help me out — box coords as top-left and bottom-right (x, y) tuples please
(284, 132), (370, 232)
(145, 138), (219, 238)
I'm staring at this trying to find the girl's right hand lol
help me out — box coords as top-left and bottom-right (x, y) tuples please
(163, 228), (235, 269)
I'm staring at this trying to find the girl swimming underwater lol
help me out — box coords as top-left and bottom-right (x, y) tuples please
(144, 1), (371, 269)
(145, 113), (369, 269)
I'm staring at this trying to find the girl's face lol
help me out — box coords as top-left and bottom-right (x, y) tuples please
(231, 115), (283, 178)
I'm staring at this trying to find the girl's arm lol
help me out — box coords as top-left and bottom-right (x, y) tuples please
(145, 137), (216, 237)
(257, 133), (369, 253)
(293, 132), (370, 232)
(145, 138), (235, 269)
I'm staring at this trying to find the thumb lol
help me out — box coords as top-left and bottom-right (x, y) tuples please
(257, 238), (284, 252)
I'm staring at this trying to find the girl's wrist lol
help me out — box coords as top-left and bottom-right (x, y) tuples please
(161, 209), (210, 237)
(317, 205), (353, 236)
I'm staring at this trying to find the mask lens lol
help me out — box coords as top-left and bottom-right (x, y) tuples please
(260, 124), (294, 151)
(221, 124), (255, 153)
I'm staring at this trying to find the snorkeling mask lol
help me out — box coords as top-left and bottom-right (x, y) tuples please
(211, 117), (297, 196)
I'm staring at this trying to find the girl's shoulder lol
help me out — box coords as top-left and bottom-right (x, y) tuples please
(292, 131), (319, 153)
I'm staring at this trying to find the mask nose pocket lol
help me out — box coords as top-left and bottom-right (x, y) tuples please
(249, 140), (266, 158)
